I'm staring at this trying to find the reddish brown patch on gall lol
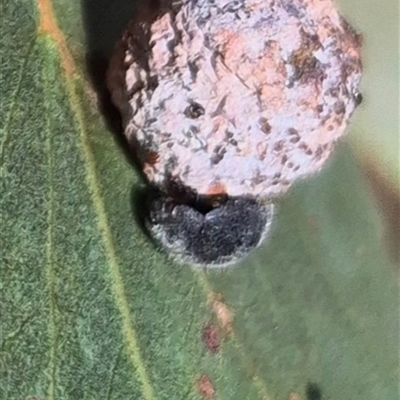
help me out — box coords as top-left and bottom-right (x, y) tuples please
(207, 183), (227, 196)
(202, 324), (221, 354)
(144, 150), (160, 165)
(289, 30), (322, 84)
(141, 150), (160, 179)
(198, 375), (216, 399)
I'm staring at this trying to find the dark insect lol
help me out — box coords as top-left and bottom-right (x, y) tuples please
(353, 91), (363, 105)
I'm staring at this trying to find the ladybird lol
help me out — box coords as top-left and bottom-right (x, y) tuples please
(107, 0), (362, 267)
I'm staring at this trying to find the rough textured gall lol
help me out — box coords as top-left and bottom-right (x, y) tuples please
(107, 0), (362, 267)
(108, 0), (362, 198)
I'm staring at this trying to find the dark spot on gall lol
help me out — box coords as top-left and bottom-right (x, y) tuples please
(185, 102), (205, 119)
(259, 117), (272, 134)
(315, 146), (323, 159)
(273, 140), (284, 151)
(188, 60), (199, 81)
(211, 153), (225, 164)
(299, 142), (308, 151)
(334, 101), (346, 115)
(211, 145), (227, 165)
(290, 136), (300, 144)
(147, 76), (158, 91)
(166, 155), (178, 170)
(182, 165), (190, 178)
(229, 139), (238, 146)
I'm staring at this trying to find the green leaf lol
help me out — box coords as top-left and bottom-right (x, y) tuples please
(337, 0), (399, 191)
(1, 1), (398, 400)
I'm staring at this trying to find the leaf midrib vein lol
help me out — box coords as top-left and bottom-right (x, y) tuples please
(44, 53), (57, 400)
(36, 1), (156, 399)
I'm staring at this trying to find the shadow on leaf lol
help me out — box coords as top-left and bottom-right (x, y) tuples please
(81, 0), (144, 168)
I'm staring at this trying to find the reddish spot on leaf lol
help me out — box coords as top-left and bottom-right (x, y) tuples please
(202, 324), (220, 354)
(211, 293), (233, 332)
(289, 392), (303, 400)
(198, 375), (215, 399)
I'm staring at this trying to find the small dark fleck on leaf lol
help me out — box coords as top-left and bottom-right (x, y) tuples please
(306, 382), (323, 400)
